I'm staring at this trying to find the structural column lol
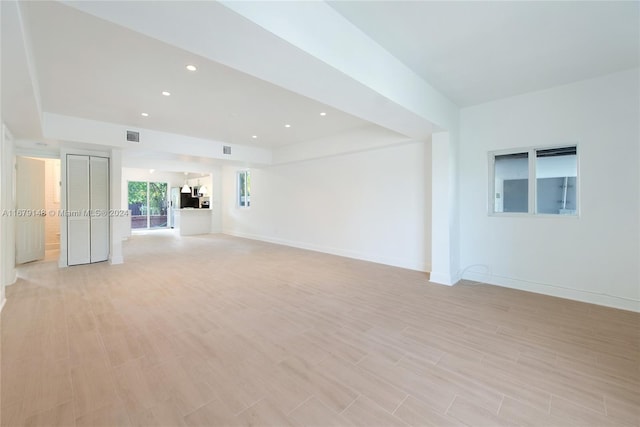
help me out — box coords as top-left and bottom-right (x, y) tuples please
(109, 149), (124, 265)
(430, 131), (459, 286)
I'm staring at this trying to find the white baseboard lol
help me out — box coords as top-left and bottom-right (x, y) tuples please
(462, 271), (640, 313)
(429, 271), (460, 286)
(223, 229), (428, 272)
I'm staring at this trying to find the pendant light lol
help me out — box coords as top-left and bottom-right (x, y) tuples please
(181, 172), (191, 193)
(197, 174), (208, 196)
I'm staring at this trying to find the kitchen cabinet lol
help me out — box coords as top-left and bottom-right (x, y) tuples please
(174, 209), (212, 236)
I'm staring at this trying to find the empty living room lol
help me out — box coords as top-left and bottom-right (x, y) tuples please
(1, 1), (638, 426)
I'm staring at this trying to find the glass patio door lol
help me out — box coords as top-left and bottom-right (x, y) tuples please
(128, 181), (168, 229)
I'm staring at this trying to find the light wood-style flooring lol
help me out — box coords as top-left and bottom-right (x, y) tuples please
(2, 233), (639, 426)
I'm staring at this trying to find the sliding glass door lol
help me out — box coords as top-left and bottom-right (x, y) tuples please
(128, 181), (168, 229)
(149, 182), (168, 228)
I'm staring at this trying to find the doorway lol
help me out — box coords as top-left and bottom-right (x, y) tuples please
(15, 156), (61, 264)
(128, 181), (168, 230)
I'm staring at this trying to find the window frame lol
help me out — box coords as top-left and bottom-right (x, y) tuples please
(488, 144), (579, 218)
(237, 170), (251, 209)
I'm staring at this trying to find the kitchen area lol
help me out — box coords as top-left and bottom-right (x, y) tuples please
(170, 174), (214, 236)
(124, 168), (217, 237)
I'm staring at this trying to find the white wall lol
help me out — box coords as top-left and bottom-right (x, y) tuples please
(459, 69), (640, 311)
(44, 158), (60, 250)
(222, 141), (432, 271)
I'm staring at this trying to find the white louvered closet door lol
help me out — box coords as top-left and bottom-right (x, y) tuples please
(67, 155), (110, 265)
(67, 155), (91, 265)
(90, 157), (109, 262)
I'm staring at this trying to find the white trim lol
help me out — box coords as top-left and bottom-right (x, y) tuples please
(0, 297), (6, 313)
(528, 149), (536, 214)
(487, 212), (580, 219)
(487, 150), (495, 214)
(462, 270), (640, 313)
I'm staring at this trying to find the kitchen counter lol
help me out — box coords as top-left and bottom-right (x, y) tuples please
(174, 208), (212, 236)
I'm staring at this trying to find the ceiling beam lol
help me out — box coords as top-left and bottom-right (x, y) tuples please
(42, 113), (273, 165)
(1, 0), (43, 138)
(62, 1), (457, 139)
(221, 1), (459, 132)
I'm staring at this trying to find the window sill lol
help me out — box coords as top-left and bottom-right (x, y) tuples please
(488, 212), (580, 219)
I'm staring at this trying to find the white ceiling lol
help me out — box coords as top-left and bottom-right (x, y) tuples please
(329, 1), (640, 106)
(2, 1), (638, 149)
(18, 1), (389, 146)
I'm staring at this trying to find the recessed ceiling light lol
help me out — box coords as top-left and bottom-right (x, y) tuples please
(141, 112), (149, 117)
(252, 135), (258, 139)
(186, 65), (197, 71)
(162, 91), (171, 96)
(320, 112), (327, 116)
(284, 124), (291, 128)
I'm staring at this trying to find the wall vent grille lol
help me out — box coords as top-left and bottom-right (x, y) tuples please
(126, 130), (140, 143)
(223, 146), (231, 155)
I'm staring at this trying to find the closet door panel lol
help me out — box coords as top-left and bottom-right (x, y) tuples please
(68, 220), (91, 265)
(67, 155), (91, 265)
(90, 157), (109, 262)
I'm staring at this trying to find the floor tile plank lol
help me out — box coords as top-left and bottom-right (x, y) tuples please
(2, 233), (637, 427)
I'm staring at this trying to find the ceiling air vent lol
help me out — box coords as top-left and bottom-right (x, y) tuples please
(223, 146), (231, 155)
(126, 130), (140, 143)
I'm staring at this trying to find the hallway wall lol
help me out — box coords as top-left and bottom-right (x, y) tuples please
(44, 158), (61, 250)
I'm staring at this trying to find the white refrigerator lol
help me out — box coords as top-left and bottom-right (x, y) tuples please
(170, 187), (180, 228)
